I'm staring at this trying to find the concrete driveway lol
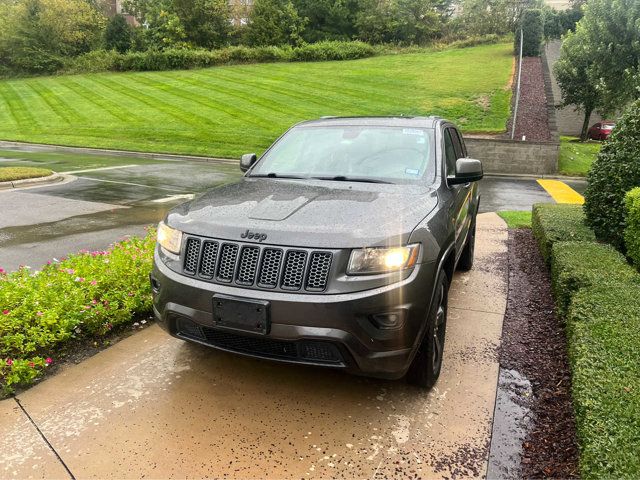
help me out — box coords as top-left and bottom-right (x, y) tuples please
(0, 213), (507, 479)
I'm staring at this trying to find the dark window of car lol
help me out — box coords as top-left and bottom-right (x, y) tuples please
(251, 125), (436, 184)
(451, 128), (466, 158)
(444, 128), (457, 177)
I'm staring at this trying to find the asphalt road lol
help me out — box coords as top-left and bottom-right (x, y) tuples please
(0, 149), (585, 272)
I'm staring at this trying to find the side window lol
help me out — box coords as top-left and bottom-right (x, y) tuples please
(452, 129), (467, 158)
(444, 129), (457, 177)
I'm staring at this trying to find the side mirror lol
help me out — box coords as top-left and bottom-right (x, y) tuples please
(240, 153), (257, 172)
(449, 158), (483, 185)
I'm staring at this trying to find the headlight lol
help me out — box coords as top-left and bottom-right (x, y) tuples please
(347, 244), (420, 275)
(157, 221), (183, 255)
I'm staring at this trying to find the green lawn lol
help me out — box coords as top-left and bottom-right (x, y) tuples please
(498, 210), (532, 229)
(559, 136), (602, 177)
(0, 43), (513, 158)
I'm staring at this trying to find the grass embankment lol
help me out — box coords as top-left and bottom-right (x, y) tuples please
(0, 43), (513, 158)
(532, 203), (640, 478)
(0, 166), (52, 182)
(559, 136), (602, 177)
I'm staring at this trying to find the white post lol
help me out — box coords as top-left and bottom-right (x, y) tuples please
(511, 26), (524, 140)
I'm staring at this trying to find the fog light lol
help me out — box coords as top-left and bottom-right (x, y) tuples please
(370, 311), (405, 330)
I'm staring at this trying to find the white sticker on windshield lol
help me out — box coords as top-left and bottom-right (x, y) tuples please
(417, 137), (426, 144)
(402, 128), (424, 136)
(405, 168), (420, 176)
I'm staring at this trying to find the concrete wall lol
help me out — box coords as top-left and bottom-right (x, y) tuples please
(465, 137), (559, 175)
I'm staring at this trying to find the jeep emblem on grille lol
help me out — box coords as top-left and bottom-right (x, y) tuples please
(241, 229), (268, 242)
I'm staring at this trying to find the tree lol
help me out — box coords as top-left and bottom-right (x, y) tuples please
(173, 0), (230, 49)
(244, 0), (306, 46)
(515, 9), (543, 56)
(456, 0), (542, 37)
(355, 0), (449, 45)
(104, 14), (132, 53)
(573, 0), (640, 115)
(292, 0), (359, 42)
(0, 0), (106, 74)
(554, 25), (602, 140)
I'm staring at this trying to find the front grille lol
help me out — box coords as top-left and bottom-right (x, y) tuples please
(180, 235), (333, 293)
(176, 317), (343, 365)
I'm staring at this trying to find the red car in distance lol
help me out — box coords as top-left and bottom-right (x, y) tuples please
(588, 121), (616, 141)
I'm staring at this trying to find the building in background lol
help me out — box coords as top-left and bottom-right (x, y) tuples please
(228, 0), (254, 26)
(103, 0), (138, 25)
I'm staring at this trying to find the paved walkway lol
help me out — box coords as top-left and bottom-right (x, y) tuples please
(0, 213), (508, 479)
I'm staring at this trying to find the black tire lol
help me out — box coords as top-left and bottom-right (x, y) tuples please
(405, 272), (449, 389)
(457, 218), (476, 272)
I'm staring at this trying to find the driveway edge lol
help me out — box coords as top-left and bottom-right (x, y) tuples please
(0, 140), (236, 165)
(0, 173), (64, 190)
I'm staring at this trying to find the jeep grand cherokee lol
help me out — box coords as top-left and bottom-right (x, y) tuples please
(151, 116), (483, 389)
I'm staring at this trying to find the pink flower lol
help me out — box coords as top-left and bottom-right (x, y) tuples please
(91, 299), (98, 305)
(0, 267), (5, 275)
(2, 310), (9, 315)
(75, 277), (85, 282)
(66, 269), (75, 275)
(45, 357), (53, 365)
(6, 359), (13, 366)
(36, 311), (43, 316)
(90, 280), (97, 286)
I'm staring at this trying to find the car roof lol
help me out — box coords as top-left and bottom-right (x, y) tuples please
(295, 116), (443, 129)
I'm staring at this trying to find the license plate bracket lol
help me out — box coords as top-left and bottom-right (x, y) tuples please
(212, 294), (270, 335)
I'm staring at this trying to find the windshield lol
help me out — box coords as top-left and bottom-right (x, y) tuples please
(250, 125), (435, 184)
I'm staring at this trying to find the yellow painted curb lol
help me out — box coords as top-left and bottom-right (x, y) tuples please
(537, 179), (585, 205)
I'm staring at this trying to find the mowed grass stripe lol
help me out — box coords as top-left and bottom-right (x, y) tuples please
(129, 73), (273, 130)
(144, 72), (283, 131)
(0, 82), (40, 128)
(61, 76), (146, 124)
(168, 70), (320, 122)
(24, 80), (86, 125)
(0, 43), (513, 157)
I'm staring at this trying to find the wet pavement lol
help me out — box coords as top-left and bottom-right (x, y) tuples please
(0, 147), (584, 272)
(0, 213), (508, 479)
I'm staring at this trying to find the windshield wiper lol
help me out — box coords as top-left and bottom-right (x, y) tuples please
(250, 172), (307, 180)
(312, 175), (394, 184)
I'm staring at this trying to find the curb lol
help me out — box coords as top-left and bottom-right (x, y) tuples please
(0, 140), (237, 165)
(485, 172), (587, 182)
(0, 173), (64, 190)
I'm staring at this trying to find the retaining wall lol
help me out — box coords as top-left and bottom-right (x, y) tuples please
(465, 137), (559, 175)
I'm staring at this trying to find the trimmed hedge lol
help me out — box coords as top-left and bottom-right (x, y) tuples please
(64, 41), (379, 74)
(567, 285), (640, 478)
(584, 100), (640, 250)
(0, 232), (155, 395)
(550, 241), (639, 317)
(625, 187), (640, 269)
(532, 203), (596, 263)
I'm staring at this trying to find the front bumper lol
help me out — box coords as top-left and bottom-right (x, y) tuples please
(151, 250), (438, 379)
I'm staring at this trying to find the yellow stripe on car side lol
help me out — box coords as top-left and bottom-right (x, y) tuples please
(537, 179), (585, 205)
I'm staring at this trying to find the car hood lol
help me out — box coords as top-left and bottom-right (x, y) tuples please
(167, 178), (438, 248)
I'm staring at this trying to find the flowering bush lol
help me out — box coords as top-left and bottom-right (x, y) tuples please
(0, 231), (155, 394)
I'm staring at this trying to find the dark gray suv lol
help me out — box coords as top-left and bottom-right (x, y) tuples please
(151, 116), (482, 389)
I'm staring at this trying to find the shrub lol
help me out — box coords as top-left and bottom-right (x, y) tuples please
(532, 203), (596, 263)
(625, 188), (640, 268)
(0, 232), (155, 394)
(550, 241), (639, 317)
(515, 9), (543, 57)
(584, 100), (640, 250)
(64, 41), (378, 74)
(566, 284), (640, 478)
(104, 14), (133, 54)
